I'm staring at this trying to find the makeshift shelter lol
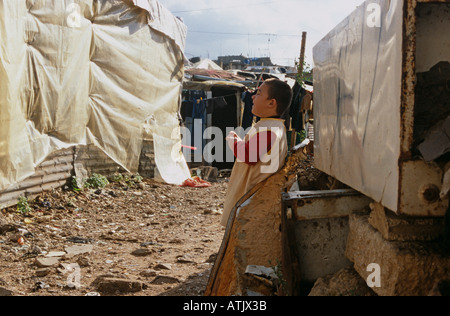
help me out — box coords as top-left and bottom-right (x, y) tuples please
(181, 80), (247, 170)
(0, 0), (190, 207)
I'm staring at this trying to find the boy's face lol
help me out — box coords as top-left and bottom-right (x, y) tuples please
(251, 83), (278, 118)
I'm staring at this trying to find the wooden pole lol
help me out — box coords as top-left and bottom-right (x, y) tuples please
(290, 32), (307, 150)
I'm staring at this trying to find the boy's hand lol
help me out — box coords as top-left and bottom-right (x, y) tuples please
(226, 131), (241, 151)
(226, 131), (239, 141)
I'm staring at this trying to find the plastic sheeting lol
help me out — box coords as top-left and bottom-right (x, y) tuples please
(313, 0), (404, 212)
(0, 0), (190, 191)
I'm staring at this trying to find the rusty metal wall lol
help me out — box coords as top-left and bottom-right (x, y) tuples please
(0, 143), (157, 209)
(0, 148), (75, 209)
(138, 140), (156, 179)
(73, 145), (126, 180)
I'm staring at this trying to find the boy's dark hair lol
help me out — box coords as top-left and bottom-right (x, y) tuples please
(263, 78), (293, 116)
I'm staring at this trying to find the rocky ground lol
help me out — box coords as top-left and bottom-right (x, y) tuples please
(0, 151), (353, 297)
(0, 173), (228, 296)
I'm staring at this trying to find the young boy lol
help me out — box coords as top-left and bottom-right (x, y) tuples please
(221, 78), (293, 226)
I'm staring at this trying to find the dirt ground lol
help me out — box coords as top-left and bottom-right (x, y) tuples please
(0, 151), (328, 297)
(0, 174), (228, 296)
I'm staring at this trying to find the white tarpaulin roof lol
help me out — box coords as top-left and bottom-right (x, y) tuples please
(192, 59), (223, 70)
(0, 0), (190, 191)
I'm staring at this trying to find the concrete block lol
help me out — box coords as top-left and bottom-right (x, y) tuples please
(369, 202), (445, 241)
(346, 211), (450, 296)
(309, 266), (377, 296)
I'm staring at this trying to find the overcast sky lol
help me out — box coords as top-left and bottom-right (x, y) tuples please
(158, 0), (366, 68)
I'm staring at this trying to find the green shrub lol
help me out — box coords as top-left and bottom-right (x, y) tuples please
(71, 176), (82, 192)
(84, 173), (109, 189)
(17, 196), (32, 216)
(109, 172), (143, 187)
(108, 172), (124, 183)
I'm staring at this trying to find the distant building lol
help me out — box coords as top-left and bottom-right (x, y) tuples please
(215, 55), (274, 70)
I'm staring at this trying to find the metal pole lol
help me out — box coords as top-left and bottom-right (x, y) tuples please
(291, 32), (307, 150)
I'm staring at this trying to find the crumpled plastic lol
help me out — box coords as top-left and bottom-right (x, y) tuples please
(181, 176), (212, 188)
(0, 0), (190, 191)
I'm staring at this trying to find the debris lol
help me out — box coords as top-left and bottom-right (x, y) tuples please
(218, 169), (232, 178)
(428, 280), (450, 296)
(29, 245), (43, 256)
(46, 251), (66, 258)
(35, 268), (51, 277)
(181, 176), (211, 188)
(108, 190), (118, 197)
(131, 248), (154, 257)
(140, 270), (157, 277)
(245, 265), (278, 280)
(441, 164), (450, 199)
(0, 224), (16, 235)
(177, 253), (196, 264)
(206, 253), (217, 263)
(155, 263), (172, 270)
(17, 237), (25, 246)
(35, 257), (60, 268)
(67, 236), (94, 244)
(417, 116), (450, 161)
(0, 287), (13, 297)
(33, 281), (49, 292)
(203, 208), (222, 215)
(415, 62), (450, 155)
(64, 244), (93, 257)
(0, 177), (227, 296)
(243, 265), (280, 296)
(308, 266), (377, 296)
(190, 166), (219, 182)
(23, 218), (33, 225)
(95, 277), (147, 294)
(150, 275), (180, 285)
(140, 241), (163, 247)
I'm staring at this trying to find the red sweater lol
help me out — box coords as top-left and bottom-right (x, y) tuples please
(233, 131), (277, 166)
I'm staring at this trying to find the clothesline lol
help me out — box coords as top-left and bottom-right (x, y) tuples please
(190, 93), (240, 103)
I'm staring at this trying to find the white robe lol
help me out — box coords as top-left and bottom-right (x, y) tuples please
(221, 118), (288, 226)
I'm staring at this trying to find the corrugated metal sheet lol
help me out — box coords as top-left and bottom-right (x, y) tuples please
(0, 148), (74, 209)
(0, 143), (158, 209)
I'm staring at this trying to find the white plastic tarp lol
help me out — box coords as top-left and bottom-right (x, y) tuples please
(313, 0), (403, 212)
(0, 0), (190, 191)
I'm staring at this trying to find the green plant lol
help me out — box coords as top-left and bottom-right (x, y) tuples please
(71, 176), (82, 192)
(17, 196), (32, 216)
(295, 59), (312, 87)
(120, 173), (143, 187)
(299, 129), (307, 143)
(108, 172), (124, 183)
(132, 173), (143, 183)
(84, 173), (109, 189)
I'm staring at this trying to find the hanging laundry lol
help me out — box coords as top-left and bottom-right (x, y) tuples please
(206, 96), (228, 113)
(241, 90), (256, 130)
(289, 82), (306, 131)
